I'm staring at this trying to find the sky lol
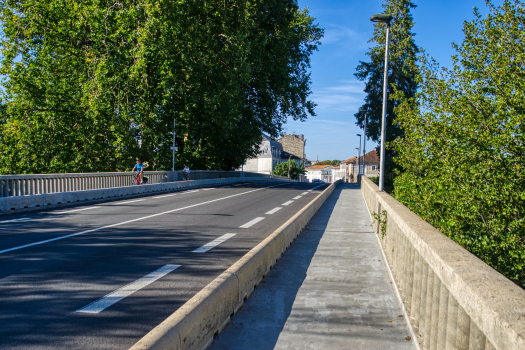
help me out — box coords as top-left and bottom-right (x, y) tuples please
(288, 0), (504, 162)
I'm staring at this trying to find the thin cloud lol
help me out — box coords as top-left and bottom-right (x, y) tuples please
(310, 80), (365, 112)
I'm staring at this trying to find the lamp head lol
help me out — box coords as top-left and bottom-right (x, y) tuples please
(357, 134), (361, 137)
(370, 14), (393, 24)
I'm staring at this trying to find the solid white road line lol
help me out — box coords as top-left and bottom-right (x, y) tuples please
(240, 217), (265, 228)
(265, 207), (282, 215)
(282, 201), (294, 206)
(312, 184), (325, 190)
(50, 207), (100, 215)
(192, 233), (236, 253)
(202, 188), (215, 190)
(0, 217), (30, 224)
(307, 190), (313, 192)
(0, 183), (286, 255)
(153, 194), (177, 199)
(76, 264), (181, 314)
(293, 196), (302, 200)
(110, 199), (145, 205)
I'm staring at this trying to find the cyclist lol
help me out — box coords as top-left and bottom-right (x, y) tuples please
(182, 164), (190, 181)
(132, 159), (144, 185)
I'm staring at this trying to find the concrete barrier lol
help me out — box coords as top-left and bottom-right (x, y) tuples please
(0, 177), (293, 215)
(360, 176), (525, 350)
(130, 180), (342, 350)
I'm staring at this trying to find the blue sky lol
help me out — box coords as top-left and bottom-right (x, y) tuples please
(288, 0), (503, 162)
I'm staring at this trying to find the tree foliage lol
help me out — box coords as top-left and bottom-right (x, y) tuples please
(272, 160), (305, 180)
(0, 0), (322, 174)
(315, 160), (339, 166)
(354, 0), (419, 192)
(393, 0), (525, 287)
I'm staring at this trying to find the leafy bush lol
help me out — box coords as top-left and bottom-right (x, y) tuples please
(393, 0), (525, 287)
(273, 161), (306, 180)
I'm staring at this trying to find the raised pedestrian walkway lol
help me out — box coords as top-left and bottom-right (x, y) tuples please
(211, 183), (416, 350)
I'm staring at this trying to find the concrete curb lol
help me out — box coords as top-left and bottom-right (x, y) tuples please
(130, 180), (342, 350)
(0, 177), (294, 215)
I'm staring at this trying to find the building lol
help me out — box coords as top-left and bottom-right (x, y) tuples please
(341, 150), (380, 181)
(305, 164), (333, 183)
(277, 132), (306, 168)
(243, 135), (284, 174)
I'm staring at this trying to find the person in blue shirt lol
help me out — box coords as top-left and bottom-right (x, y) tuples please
(132, 159), (144, 184)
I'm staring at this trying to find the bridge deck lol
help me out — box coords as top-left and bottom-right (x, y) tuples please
(212, 183), (416, 350)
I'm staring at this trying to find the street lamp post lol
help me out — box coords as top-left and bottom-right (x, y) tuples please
(357, 134), (362, 175)
(370, 13), (393, 192)
(363, 114), (367, 175)
(355, 148), (359, 182)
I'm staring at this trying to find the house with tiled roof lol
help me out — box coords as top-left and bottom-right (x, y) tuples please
(305, 164), (333, 183)
(341, 150), (380, 182)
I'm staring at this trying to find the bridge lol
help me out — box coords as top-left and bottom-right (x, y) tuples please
(0, 173), (523, 350)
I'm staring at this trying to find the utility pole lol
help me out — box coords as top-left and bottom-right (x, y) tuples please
(287, 156), (291, 178)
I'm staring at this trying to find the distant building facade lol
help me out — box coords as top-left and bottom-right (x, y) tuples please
(277, 132), (306, 168)
(341, 150), (380, 182)
(305, 164), (333, 183)
(243, 135), (284, 174)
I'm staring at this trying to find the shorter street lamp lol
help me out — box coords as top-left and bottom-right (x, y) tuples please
(357, 134), (362, 175)
(370, 13), (393, 192)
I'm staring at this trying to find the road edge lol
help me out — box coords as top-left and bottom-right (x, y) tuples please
(129, 180), (342, 350)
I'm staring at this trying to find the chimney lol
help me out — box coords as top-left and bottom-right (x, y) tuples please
(283, 132), (286, 136)
(300, 134), (304, 141)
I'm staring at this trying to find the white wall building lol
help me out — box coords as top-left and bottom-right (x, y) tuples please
(243, 135), (284, 175)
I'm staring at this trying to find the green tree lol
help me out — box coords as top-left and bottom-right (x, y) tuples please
(393, 0), (525, 287)
(354, 0), (419, 192)
(315, 160), (339, 166)
(273, 160), (305, 180)
(0, 0), (322, 174)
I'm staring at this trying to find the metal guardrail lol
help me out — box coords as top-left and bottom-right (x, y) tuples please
(0, 171), (290, 198)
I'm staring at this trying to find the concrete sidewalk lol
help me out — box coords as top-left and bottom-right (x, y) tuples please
(211, 183), (415, 350)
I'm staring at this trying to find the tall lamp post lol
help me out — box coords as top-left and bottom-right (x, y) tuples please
(357, 134), (362, 175)
(363, 114), (367, 175)
(370, 13), (393, 192)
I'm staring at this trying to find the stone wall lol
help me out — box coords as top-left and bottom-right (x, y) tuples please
(361, 176), (525, 350)
(278, 133), (305, 159)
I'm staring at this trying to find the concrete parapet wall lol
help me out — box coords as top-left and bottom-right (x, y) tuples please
(360, 176), (525, 350)
(130, 180), (342, 350)
(0, 177), (292, 215)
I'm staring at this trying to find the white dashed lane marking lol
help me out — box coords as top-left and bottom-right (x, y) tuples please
(0, 217), (30, 224)
(51, 207), (100, 215)
(110, 199), (145, 205)
(293, 196), (302, 200)
(240, 217), (265, 228)
(153, 194), (177, 199)
(301, 192), (308, 195)
(193, 233), (236, 253)
(282, 201), (294, 206)
(76, 264), (181, 314)
(265, 207), (282, 215)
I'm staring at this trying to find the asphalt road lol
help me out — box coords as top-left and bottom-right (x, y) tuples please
(0, 181), (329, 350)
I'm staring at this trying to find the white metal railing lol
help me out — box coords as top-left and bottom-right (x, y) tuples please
(0, 171), (290, 198)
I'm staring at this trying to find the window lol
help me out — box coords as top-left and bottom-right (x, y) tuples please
(372, 166), (376, 171)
